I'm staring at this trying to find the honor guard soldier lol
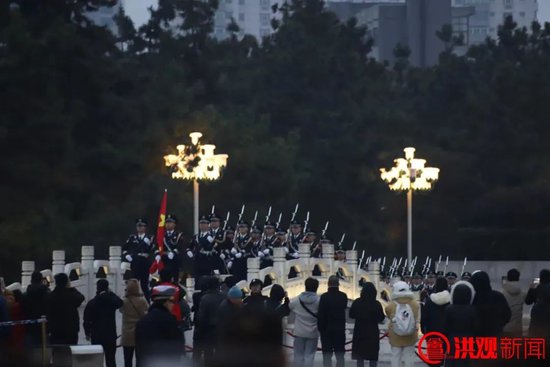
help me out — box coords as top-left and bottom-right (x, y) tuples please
(155, 214), (183, 282)
(305, 229), (321, 258)
(410, 273), (424, 292)
(219, 226), (235, 273)
(288, 220), (303, 259)
(262, 221), (277, 248)
(122, 218), (154, 300)
(190, 215), (216, 277)
(247, 226), (263, 258)
(461, 271), (472, 281)
(445, 272), (458, 290)
(273, 227), (288, 248)
(232, 220), (251, 280)
(209, 213), (225, 243)
(420, 270), (437, 303)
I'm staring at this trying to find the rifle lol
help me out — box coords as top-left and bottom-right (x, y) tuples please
(352, 241), (357, 251)
(223, 212), (230, 231)
(461, 257), (467, 275)
(381, 257), (386, 272)
(233, 205), (245, 245)
(337, 233), (346, 251)
(211, 205), (216, 215)
(303, 211), (310, 233)
(444, 256), (449, 274)
(265, 206), (272, 223)
(409, 256), (417, 277)
(290, 203), (299, 222)
(435, 255), (442, 273)
(275, 213), (283, 228)
(251, 211), (259, 228)
(321, 221), (329, 238)
(358, 250), (365, 271)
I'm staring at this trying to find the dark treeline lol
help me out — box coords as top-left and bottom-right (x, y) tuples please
(1, 0), (550, 282)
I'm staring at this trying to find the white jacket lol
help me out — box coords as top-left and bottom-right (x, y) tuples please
(290, 291), (320, 339)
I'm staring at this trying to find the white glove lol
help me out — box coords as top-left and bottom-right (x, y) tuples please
(292, 252), (299, 259)
(155, 255), (161, 262)
(235, 252), (242, 259)
(207, 236), (214, 243)
(227, 261), (233, 269)
(187, 250), (194, 258)
(168, 252), (174, 260)
(231, 248), (237, 255)
(143, 237), (151, 245)
(220, 253), (226, 260)
(284, 247), (289, 254)
(258, 251), (265, 258)
(263, 249), (270, 255)
(125, 255), (133, 262)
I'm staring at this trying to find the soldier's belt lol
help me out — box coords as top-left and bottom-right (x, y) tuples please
(200, 250), (214, 256)
(137, 253), (149, 258)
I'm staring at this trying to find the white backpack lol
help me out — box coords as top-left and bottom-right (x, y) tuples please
(391, 301), (415, 336)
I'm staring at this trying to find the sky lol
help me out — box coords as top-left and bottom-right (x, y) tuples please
(124, 0), (550, 28)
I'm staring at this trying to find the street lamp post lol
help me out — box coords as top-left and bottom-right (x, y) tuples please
(164, 132), (228, 234)
(380, 147), (439, 266)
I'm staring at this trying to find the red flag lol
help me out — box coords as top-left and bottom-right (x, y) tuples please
(150, 190), (167, 274)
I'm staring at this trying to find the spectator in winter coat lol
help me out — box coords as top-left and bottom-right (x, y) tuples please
(528, 284), (550, 365)
(421, 277), (450, 335)
(243, 278), (268, 312)
(120, 279), (148, 367)
(135, 286), (181, 367)
(4, 289), (25, 361)
(83, 279), (123, 367)
(525, 269), (550, 305)
(22, 271), (50, 347)
(501, 268), (526, 336)
(444, 281), (478, 367)
(0, 292), (9, 363)
(350, 282), (385, 367)
(265, 284), (290, 321)
(217, 285), (244, 328)
(290, 277), (320, 367)
(318, 275), (348, 367)
(385, 281), (419, 367)
(192, 276), (208, 365)
(46, 273), (85, 345)
(196, 277), (225, 365)
(469, 271), (511, 336)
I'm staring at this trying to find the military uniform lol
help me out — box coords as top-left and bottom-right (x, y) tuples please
(305, 229), (321, 258)
(287, 220), (303, 260)
(190, 215), (216, 277)
(209, 213), (227, 274)
(156, 214), (184, 282)
(232, 221), (251, 281)
(122, 218), (154, 299)
(260, 222), (276, 269)
(410, 273), (424, 292)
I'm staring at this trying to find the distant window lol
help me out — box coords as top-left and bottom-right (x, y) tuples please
(226, 11), (233, 20)
(260, 13), (270, 26)
(238, 13), (245, 21)
(503, 0), (513, 9)
(260, 0), (270, 11)
(519, 11), (525, 17)
(239, 0), (245, 4)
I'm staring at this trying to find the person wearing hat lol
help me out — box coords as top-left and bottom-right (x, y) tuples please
(445, 272), (458, 290)
(135, 286), (181, 366)
(231, 220), (251, 280)
(244, 279), (268, 312)
(246, 225), (263, 258)
(288, 220), (304, 259)
(83, 279), (123, 367)
(155, 214), (184, 282)
(209, 213), (224, 244)
(190, 215), (217, 277)
(385, 281), (420, 367)
(304, 229), (321, 258)
(217, 285), (244, 332)
(273, 227), (288, 248)
(122, 218), (154, 300)
(218, 226), (235, 273)
(263, 221), (277, 247)
(420, 271), (436, 303)
(410, 273), (424, 292)
(461, 271), (472, 281)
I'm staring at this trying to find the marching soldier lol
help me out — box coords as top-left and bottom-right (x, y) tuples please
(232, 220), (251, 280)
(305, 229), (321, 258)
(210, 213), (226, 274)
(410, 273), (424, 292)
(246, 226), (263, 258)
(122, 218), (154, 300)
(262, 221), (277, 248)
(273, 227), (288, 248)
(445, 271), (458, 290)
(461, 271), (472, 281)
(287, 220), (303, 259)
(190, 215), (216, 277)
(155, 214), (183, 282)
(219, 226), (235, 273)
(420, 270), (437, 303)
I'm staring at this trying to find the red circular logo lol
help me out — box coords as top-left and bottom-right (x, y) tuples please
(417, 331), (451, 365)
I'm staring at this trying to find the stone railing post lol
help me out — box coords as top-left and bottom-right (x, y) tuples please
(298, 243), (311, 276)
(273, 247), (286, 288)
(346, 250), (358, 299)
(186, 278), (195, 302)
(109, 246), (122, 296)
(52, 250), (66, 276)
(368, 261), (381, 294)
(247, 257), (260, 283)
(21, 261), (35, 290)
(322, 244), (334, 275)
(81, 246), (95, 300)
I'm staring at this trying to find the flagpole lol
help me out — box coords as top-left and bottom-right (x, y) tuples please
(193, 179), (199, 234)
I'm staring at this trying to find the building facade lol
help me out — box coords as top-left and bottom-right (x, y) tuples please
(452, 0), (538, 44)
